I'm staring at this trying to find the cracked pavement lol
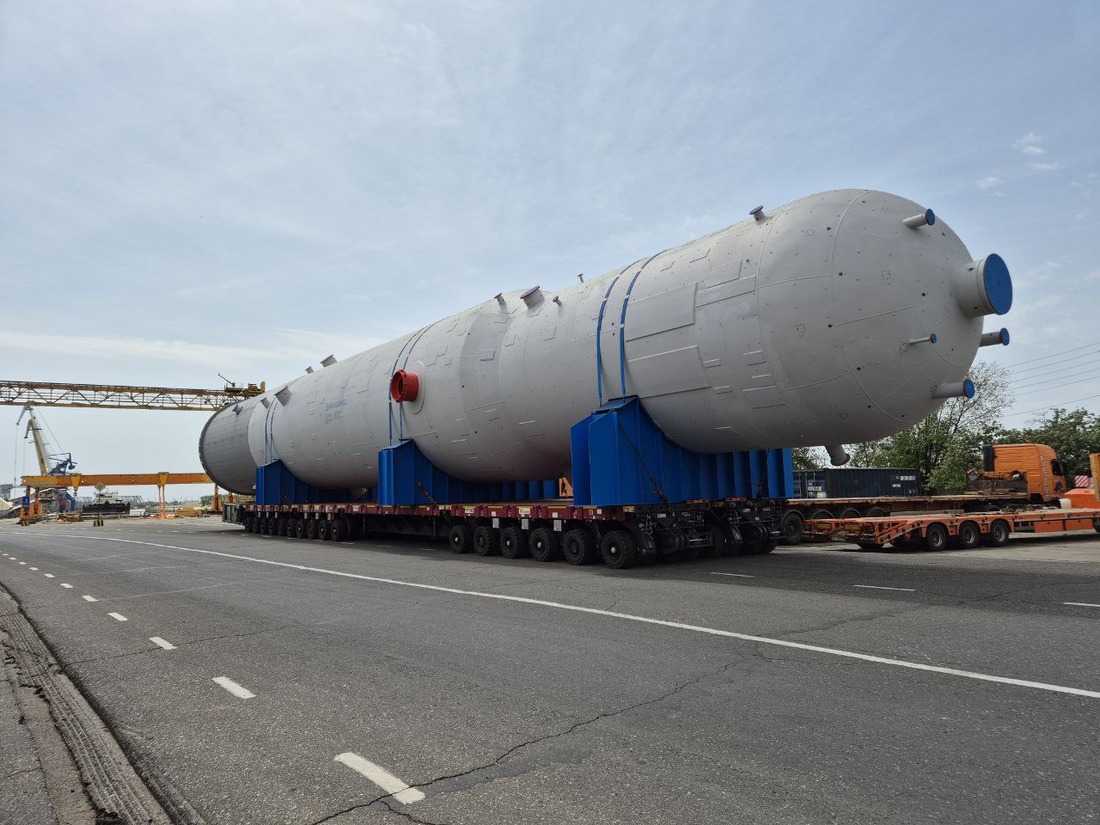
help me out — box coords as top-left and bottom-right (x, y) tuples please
(1, 520), (1098, 824)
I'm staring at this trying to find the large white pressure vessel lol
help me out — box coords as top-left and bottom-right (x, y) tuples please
(200, 189), (1012, 495)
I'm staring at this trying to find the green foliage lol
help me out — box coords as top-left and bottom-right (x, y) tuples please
(791, 446), (829, 470)
(1000, 408), (1100, 477)
(847, 362), (1012, 494)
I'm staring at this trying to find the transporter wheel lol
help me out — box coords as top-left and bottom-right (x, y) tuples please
(293, 519), (306, 539)
(529, 527), (562, 562)
(681, 542), (702, 561)
(956, 520), (982, 550)
(279, 518), (291, 537)
(839, 508), (862, 520)
(472, 525), (500, 556)
(500, 525), (529, 559)
(757, 539), (778, 554)
(318, 520), (332, 541)
(866, 507), (888, 518)
(244, 516), (256, 534)
(305, 519), (319, 540)
(600, 530), (638, 569)
(809, 509), (834, 522)
(449, 523), (473, 554)
(780, 511), (805, 546)
(562, 527), (599, 565)
(1094, 518), (1100, 534)
(922, 523), (949, 552)
(330, 519), (349, 542)
(984, 519), (1010, 547)
(263, 517), (275, 536)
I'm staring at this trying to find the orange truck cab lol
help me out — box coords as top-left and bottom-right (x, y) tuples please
(972, 444), (1072, 503)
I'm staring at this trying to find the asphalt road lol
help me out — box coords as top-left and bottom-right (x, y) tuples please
(1, 519), (1098, 824)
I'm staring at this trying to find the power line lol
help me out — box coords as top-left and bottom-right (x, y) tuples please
(1012, 370), (1100, 397)
(1007, 355), (1100, 385)
(1007, 348), (1100, 379)
(1002, 339), (1100, 370)
(1004, 393), (1100, 421)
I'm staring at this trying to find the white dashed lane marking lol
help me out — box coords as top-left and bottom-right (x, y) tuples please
(107, 612), (128, 622)
(20, 533), (1100, 700)
(1064, 602), (1100, 608)
(710, 572), (754, 579)
(60, 583), (73, 589)
(82, 595), (98, 602)
(149, 637), (177, 650)
(213, 676), (255, 699)
(44, 573), (55, 578)
(335, 752), (425, 804)
(853, 584), (917, 593)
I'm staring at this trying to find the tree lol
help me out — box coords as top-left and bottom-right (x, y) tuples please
(847, 362), (1012, 493)
(1000, 408), (1100, 478)
(791, 446), (829, 470)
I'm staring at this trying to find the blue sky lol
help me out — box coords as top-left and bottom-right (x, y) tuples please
(2, 1), (1098, 496)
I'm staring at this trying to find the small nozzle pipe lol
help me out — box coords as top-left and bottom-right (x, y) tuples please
(275, 387), (291, 405)
(980, 328), (1010, 347)
(908, 333), (938, 346)
(750, 205), (766, 221)
(305, 366), (314, 374)
(577, 273), (585, 283)
(321, 355), (337, 367)
(931, 378), (975, 400)
(495, 293), (506, 307)
(825, 444), (851, 466)
(903, 209), (936, 229)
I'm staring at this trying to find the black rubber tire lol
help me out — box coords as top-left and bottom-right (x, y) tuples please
(757, 540), (779, 554)
(293, 519), (306, 539)
(562, 527), (599, 565)
(306, 519), (319, 540)
(866, 507), (888, 518)
(473, 525), (500, 556)
(984, 519), (1010, 547)
(330, 519), (349, 542)
(449, 523), (473, 554)
(263, 517), (275, 536)
(956, 520), (982, 550)
(529, 527), (562, 562)
(318, 520), (333, 541)
(809, 509), (835, 521)
(780, 511), (805, 546)
(245, 516), (256, 534)
(1094, 519), (1100, 534)
(839, 508), (862, 520)
(500, 525), (529, 559)
(922, 523), (949, 552)
(681, 543), (702, 561)
(600, 530), (638, 569)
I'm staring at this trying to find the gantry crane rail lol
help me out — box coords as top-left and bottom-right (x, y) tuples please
(0, 380), (266, 411)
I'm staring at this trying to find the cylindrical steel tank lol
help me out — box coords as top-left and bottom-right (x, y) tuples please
(200, 189), (1012, 494)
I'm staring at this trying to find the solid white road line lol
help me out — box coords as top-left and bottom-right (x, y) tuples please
(30, 534), (1100, 700)
(213, 676), (255, 699)
(853, 584), (917, 592)
(149, 637), (177, 650)
(60, 583), (73, 589)
(710, 572), (754, 578)
(334, 752), (425, 804)
(1064, 602), (1100, 608)
(82, 595), (98, 602)
(44, 573), (55, 578)
(107, 612), (128, 622)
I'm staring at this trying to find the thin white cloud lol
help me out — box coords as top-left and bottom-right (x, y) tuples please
(1013, 132), (1043, 150)
(976, 175), (1002, 191)
(0, 330), (383, 369)
(1029, 161), (1060, 172)
(1021, 145), (1046, 156)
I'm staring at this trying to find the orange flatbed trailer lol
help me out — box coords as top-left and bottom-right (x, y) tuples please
(807, 507), (1100, 551)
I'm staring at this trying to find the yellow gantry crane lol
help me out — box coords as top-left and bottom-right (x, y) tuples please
(0, 379), (265, 411)
(5, 378), (265, 522)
